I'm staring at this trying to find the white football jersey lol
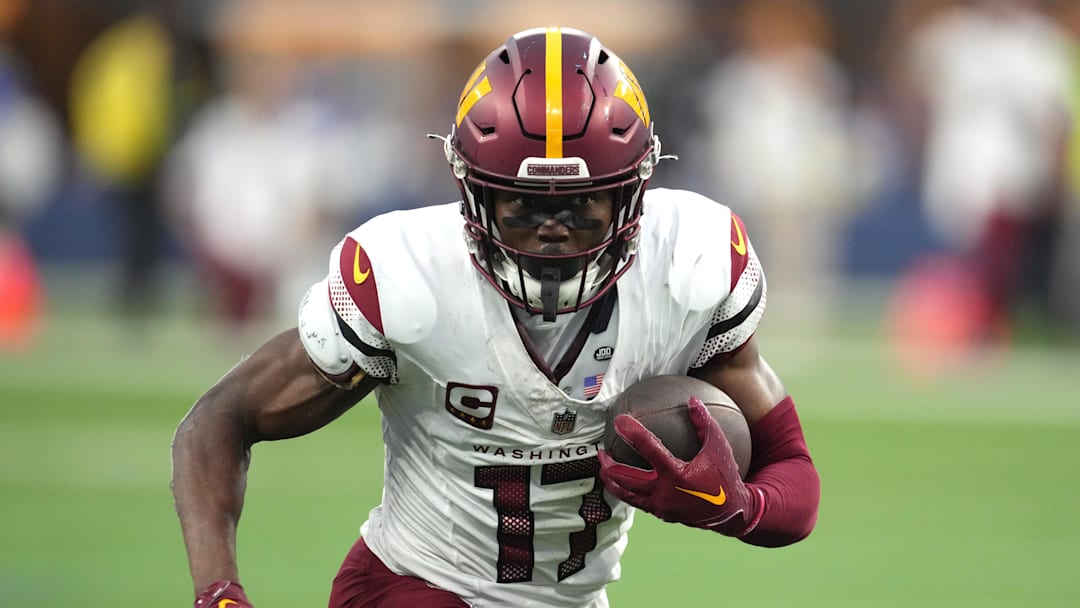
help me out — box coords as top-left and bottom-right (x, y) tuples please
(298, 188), (766, 607)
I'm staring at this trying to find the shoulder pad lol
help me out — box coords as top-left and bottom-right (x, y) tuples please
(298, 278), (359, 379)
(335, 217), (438, 345)
(667, 192), (730, 311)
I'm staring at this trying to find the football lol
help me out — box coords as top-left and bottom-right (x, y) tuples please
(603, 375), (752, 478)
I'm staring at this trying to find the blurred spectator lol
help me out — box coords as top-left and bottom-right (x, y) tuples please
(68, 6), (177, 315)
(698, 0), (857, 327)
(164, 46), (361, 328)
(903, 0), (1074, 340)
(1050, 0), (1080, 337)
(839, 0), (955, 275)
(0, 0), (62, 348)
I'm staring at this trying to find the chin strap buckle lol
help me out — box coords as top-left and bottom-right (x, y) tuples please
(540, 266), (561, 322)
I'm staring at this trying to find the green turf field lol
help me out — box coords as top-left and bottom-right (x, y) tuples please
(1, 291), (1078, 607)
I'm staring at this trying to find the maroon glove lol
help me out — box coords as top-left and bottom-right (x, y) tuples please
(598, 396), (764, 536)
(194, 580), (253, 608)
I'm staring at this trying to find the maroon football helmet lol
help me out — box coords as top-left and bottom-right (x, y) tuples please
(436, 27), (668, 320)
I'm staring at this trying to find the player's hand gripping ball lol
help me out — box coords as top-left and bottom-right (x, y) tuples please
(599, 375), (760, 535)
(602, 375), (751, 474)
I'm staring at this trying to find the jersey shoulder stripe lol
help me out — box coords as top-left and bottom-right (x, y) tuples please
(316, 205), (457, 383)
(324, 237), (398, 382)
(334, 308), (396, 362)
(706, 278), (763, 340)
(337, 236), (383, 334)
(729, 212), (751, 290)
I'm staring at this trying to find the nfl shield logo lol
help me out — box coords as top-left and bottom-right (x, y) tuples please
(551, 409), (577, 435)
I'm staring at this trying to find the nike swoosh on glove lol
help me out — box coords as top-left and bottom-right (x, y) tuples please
(598, 396), (764, 536)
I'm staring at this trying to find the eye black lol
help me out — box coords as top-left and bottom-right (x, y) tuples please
(522, 196), (588, 208)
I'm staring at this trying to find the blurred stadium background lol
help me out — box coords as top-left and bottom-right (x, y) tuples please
(1, 0), (1079, 606)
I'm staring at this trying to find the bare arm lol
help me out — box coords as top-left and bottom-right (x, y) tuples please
(688, 335), (785, 425)
(171, 327), (378, 592)
(690, 334), (820, 546)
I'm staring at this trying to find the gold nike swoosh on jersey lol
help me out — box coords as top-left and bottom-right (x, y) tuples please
(217, 600), (238, 608)
(730, 216), (747, 256)
(353, 242), (370, 284)
(675, 484), (727, 506)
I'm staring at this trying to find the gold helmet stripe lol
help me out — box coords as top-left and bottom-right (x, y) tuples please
(545, 27), (563, 158)
(456, 60), (491, 127)
(613, 59), (650, 127)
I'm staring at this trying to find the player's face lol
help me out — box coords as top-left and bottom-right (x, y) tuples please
(492, 190), (614, 259)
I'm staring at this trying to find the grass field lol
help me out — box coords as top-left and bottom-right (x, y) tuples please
(1, 281), (1078, 607)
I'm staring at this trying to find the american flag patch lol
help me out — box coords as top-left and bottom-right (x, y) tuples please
(583, 373), (604, 398)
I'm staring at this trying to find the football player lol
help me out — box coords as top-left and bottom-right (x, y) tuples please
(173, 27), (820, 608)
